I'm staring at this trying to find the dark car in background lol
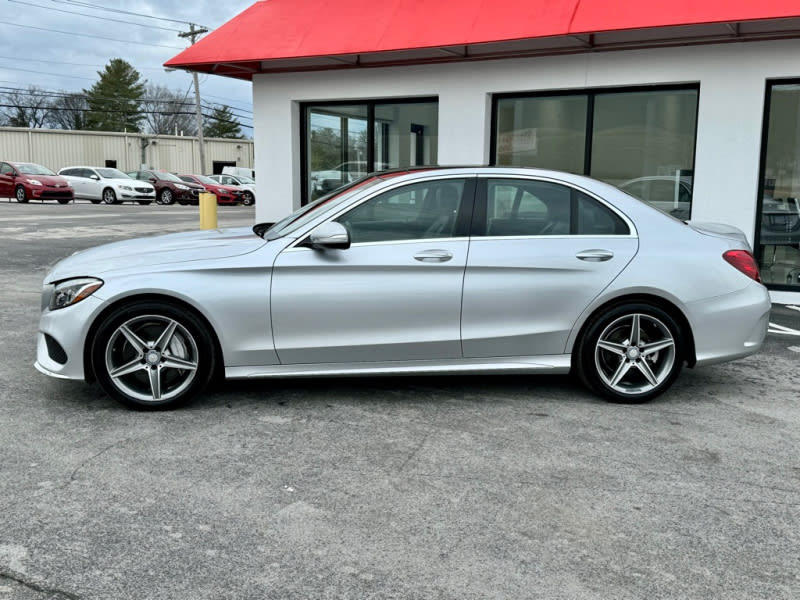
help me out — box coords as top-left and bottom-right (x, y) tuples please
(126, 170), (204, 205)
(178, 174), (243, 205)
(0, 161), (73, 204)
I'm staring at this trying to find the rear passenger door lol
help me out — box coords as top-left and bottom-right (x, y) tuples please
(461, 176), (639, 358)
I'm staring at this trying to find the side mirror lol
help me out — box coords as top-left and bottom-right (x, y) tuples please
(90, 174), (100, 180)
(309, 221), (350, 250)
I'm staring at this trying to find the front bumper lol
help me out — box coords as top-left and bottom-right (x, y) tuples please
(35, 294), (107, 381)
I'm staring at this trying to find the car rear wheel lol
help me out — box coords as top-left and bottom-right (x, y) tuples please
(15, 185), (28, 203)
(159, 189), (174, 205)
(57, 198), (71, 205)
(242, 192), (254, 206)
(102, 188), (117, 204)
(575, 302), (684, 403)
(91, 300), (217, 410)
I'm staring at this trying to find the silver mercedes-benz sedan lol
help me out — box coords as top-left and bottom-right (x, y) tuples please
(35, 167), (771, 410)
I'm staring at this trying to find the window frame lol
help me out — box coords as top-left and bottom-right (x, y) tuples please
(755, 78), (800, 291)
(300, 97), (439, 206)
(489, 84), (700, 208)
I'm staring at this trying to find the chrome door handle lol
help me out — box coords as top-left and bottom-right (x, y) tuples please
(414, 249), (454, 263)
(576, 249), (614, 262)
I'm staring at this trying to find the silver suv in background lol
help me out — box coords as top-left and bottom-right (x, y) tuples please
(58, 166), (155, 205)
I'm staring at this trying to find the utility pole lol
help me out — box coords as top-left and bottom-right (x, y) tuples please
(178, 23), (209, 174)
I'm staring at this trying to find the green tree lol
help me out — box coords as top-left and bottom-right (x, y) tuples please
(84, 58), (145, 132)
(204, 105), (242, 139)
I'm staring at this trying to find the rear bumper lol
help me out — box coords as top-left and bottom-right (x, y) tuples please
(687, 282), (772, 367)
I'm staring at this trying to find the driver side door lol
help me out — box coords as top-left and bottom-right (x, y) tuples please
(270, 177), (475, 364)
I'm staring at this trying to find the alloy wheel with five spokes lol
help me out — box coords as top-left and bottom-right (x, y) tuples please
(576, 303), (684, 403)
(92, 301), (215, 410)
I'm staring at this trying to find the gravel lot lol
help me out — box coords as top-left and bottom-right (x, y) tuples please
(1, 200), (798, 599)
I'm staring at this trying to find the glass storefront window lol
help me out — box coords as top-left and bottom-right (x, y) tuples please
(758, 82), (800, 288)
(304, 99), (438, 203)
(493, 87), (698, 220)
(495, 96), (587, 172)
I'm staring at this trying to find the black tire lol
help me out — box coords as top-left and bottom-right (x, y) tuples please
(15, 186), (28, 203)
(574, 302), (684, 403)
(102, 188), (117, 205)
(137, 200), (153, 205)
(242, 192), (254, 206)
(90, 300), (217, 410)
(57, 198), (71, 205)
(159, 189), (174, 205)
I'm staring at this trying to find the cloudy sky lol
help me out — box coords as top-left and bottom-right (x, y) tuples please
(1, 0), (256, 134)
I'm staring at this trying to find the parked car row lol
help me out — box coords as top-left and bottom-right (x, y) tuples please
(1, 161), (256, 207)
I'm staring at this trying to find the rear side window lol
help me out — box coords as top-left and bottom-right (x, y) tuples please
(576, 191), (629, 235)
(482, 178), (629, 236)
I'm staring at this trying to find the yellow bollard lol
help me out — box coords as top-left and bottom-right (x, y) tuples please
(199, 192), (218, 230)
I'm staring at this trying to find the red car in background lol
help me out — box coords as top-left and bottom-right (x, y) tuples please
(0, 161), (73, 204)
(178, 174), (243, 205)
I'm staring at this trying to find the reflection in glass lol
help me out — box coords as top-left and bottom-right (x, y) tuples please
(495, 95), (587, 173)
(493, 88), (698, 220)
(759, 83), (800, 287)
(307, 105), (368, 201)
(305, 101), (438, 203)
(591, 89), (697, 220)
(375, 102), (438, 170)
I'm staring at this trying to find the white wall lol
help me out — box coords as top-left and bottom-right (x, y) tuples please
(252, 39), (800, 300)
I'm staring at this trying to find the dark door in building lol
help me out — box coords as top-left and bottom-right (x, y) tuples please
(212, 161), (236, 175)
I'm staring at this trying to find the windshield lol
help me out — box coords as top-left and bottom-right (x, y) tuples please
(17, 163), (55, 175)
(156, 171), (184, 183)
(193, 175), (217, 185)
(262, 177), (383, 240)
(96, 168), (129, 179)
(236, 175), (255, 184)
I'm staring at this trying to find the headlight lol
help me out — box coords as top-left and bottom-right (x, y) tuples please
(49, 278), (103, 311)
(27, 179), (43, 186)
(120, 185), (133, 191)
(175, 184), (189, 190)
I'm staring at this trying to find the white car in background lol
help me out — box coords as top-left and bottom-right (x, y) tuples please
(58, 166), (156, 205)
(207, 173), (255, 205)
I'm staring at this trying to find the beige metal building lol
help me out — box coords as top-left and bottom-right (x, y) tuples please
(0, 126), (254, 175)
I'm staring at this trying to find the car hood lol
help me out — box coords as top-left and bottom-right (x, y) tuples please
(45, 226), (267, 283)
(22, 174), (70, 186)
(107, 178), (153, 188)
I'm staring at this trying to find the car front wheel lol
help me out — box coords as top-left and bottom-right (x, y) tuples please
(102, 188), (117, 204)
(91, 301), (216, 410)
(159, 189), (174, 205)
(242, 192), (254, 206)
(15, 185), (28, 203)
(575, 302), (684, 403)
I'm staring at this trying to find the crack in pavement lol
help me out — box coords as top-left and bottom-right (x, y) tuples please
(0, 567), (81, 600)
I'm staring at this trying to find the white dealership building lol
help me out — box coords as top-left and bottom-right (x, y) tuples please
(167, 0), (800, 302)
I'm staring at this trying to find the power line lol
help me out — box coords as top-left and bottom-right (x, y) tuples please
(51, 0), (208, 28)
(2, 22), (185, 50)
(7, 0), (183, 32)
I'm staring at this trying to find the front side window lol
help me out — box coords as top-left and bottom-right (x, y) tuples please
(335, 179), (466, 244)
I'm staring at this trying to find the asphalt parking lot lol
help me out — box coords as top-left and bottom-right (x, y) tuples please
(0, 200), (798, 599)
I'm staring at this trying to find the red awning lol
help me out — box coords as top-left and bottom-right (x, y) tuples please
(165, 0), (800, 79)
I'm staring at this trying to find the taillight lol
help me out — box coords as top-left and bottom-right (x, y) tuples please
(723, 250), (762, 283)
